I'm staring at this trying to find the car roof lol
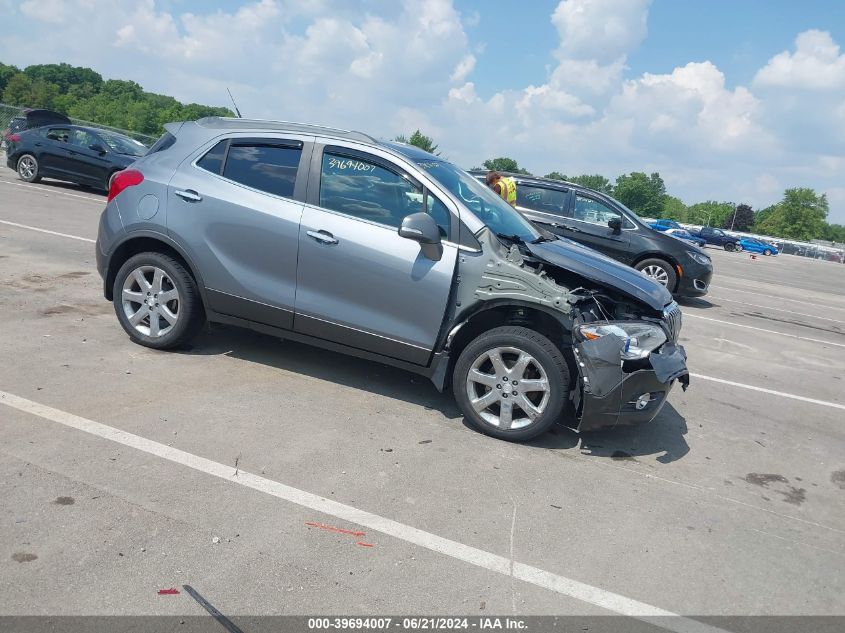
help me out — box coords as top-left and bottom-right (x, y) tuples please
(196, 116), (379, 144)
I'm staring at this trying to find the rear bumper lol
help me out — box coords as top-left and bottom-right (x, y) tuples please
(571, 339), (689, 433)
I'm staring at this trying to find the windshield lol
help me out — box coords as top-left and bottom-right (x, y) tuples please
(98, 131), (147, 157)
(413, 159), (540, 242)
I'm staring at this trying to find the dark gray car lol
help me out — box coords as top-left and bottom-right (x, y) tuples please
(96, 117), (689, 442)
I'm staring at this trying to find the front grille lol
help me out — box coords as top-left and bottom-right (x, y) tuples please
(663, 301), (682, 342)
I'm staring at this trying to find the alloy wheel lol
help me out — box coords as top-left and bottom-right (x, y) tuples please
(18, 156), (36, 180)
(121, 266), (180, 337)
(641, 264), (669, 286)
(465, 346), (550, 430)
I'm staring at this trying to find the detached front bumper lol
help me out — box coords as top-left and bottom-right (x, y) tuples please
(571, 336), (689, 432)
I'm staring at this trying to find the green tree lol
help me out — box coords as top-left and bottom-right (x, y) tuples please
(661, 195), (688, 222)
(756, 188), (829, 240)
(0, 63), (21, 94)
(394, 129), (439, 155)
(2, 73), (33, 105)
(613, 172), (666, 216)
(482, 157), (531, 174)
(687, 201), (734, 227)
(28, 80), (61, 109)
(24, 63), (102, 93)
(723, 203), (754, 232)
(545, 173), (613, 194)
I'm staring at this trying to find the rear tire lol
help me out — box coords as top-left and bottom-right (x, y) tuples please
(112, 252), (205, 350)
(724, 242), (735, 252)
(452, 326), (570, 442)
(16, 154), (41, 183)
(635, 258), (677, 291)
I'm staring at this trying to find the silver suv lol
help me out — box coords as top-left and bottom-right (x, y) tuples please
(96, 117), (689, 441)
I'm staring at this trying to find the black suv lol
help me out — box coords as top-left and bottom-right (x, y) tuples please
(472, 173), (713, 297)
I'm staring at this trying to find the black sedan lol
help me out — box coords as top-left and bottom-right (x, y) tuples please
(5, 124), (147, 191)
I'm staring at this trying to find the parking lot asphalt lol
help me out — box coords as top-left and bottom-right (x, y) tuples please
(1, 168), (843, 621)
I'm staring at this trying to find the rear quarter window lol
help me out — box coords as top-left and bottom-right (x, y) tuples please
(147, 132), (176, 155)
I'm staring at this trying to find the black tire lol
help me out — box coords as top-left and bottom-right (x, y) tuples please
(724, 242), (736, 252)
(634, 257), (677, 291)
(452, 326), (570, 442)
(16, 154), (41, 183)
(763, 249), (772, 256)
(112, 252), (205, 350)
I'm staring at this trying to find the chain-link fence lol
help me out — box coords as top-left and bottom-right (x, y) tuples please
(0, 102), (158, 145)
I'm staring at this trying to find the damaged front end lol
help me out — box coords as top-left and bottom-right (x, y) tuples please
(570, 298), (689, 432)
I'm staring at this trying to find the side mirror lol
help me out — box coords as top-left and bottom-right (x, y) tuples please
(89, 143), (106, 154)
(398, 212), (443, 261)
(608, 217), (622, 234)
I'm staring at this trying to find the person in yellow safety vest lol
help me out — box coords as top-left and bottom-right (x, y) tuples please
(485, 171), (517, 207)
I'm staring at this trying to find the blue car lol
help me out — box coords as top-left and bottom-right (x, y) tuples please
(738, 237), (778, 256)
(649, 219), (683, 232)
(664, 228), (706, 248)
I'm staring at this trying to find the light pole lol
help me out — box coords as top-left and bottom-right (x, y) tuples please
(729, 203), (737, 231)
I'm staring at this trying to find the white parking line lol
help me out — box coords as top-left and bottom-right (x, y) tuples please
(0, 219), (95, 243)
(0, 390), (728, 633)
(689, 374), (845, 411)
(707, 295), (845, 325)
(0, 177), (104, 203)
(709, 286), (845, 314)
(684, 313), (845, 349)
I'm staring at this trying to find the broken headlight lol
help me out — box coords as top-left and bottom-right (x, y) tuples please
(577, 322), (667, 360)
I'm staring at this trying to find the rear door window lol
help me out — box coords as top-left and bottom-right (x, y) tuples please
(223, 143), (301, 198)
(195, 139), (303, 199)
(45, 127), (71, 143)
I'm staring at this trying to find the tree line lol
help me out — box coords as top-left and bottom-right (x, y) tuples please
(0, 62), (232, 137)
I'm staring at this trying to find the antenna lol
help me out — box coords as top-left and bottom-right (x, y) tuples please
(226, 88), (243, 118)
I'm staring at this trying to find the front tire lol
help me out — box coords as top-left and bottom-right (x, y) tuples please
(635, 258), (677, 291)
(724, 242), (735, 252)
(112, 252), (204, 350)
(17, 154), (41, 183)
(452, 326), (570, 442)
(763, 249), (772, 256)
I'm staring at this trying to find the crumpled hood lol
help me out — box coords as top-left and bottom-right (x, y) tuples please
(526, 238), (672, 311)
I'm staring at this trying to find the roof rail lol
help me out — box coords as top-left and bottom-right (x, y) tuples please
(195, 116), (379, 144)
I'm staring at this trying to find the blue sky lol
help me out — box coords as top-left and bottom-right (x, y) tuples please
(2, 0), (844, 222)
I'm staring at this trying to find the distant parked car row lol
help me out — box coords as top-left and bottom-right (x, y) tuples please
(4, 114), (148, 191)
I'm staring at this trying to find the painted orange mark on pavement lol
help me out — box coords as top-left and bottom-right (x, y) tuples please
(158, 588), (180, 595)
(305, 521), (365, 537)
(356, 542), (374, 548)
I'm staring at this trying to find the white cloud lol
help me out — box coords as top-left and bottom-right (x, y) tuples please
(754, 30), (845, 90)
(552, 0), (651, 63)
(2, 0), (844, 222)
(450, 54), (476, 82)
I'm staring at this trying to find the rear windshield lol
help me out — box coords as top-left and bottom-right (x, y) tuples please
(146, 132), (176, 155)
(99, 131), (147, 156)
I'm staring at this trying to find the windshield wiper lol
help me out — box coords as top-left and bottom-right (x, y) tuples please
(496, 233), (526, 243)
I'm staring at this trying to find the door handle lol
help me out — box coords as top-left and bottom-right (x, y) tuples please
(306, 230), (338, 245)
(175, 189), (202, 202)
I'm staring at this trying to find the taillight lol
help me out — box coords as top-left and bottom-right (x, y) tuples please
(107, 169), (144, 202)
(7, 133), (21, 143)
